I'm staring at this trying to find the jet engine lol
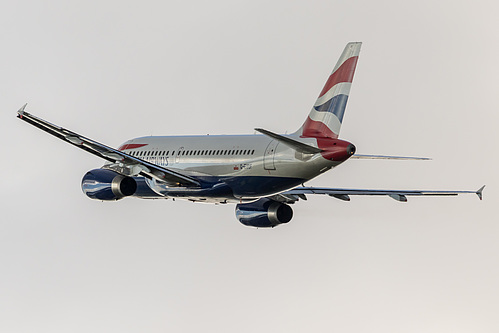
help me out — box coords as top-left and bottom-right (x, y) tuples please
(235, 198), (293, 228)
(81, 169), (137, 201)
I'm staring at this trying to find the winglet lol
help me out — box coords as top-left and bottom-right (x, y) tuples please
(476, 185), (485, 200)
(17, 103), (28, 118)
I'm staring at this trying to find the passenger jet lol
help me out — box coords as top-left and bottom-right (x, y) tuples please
(17, 42), (484, 227)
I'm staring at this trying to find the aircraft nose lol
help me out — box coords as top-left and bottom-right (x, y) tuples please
(347, 144), (356, 156)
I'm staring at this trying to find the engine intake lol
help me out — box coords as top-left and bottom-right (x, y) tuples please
(81, 169), (137, 201)
(236, 198), (293, 228)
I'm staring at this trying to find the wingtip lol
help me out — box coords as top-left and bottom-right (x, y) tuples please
(17, 103), (28, 118)
(476, 185), (485, 200)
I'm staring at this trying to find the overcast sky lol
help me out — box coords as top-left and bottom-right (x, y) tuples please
(1, 0), (498, 332)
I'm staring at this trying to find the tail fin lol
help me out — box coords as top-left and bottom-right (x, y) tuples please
(296, 42), (362, 138)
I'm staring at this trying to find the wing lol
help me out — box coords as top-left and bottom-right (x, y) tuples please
(17, 104), (200, 187)
(271, 185), (485, 203)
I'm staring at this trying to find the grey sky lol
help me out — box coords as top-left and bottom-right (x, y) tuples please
(1, 0), (498, 332)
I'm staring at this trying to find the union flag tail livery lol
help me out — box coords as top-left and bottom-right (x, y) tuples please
(17, 42), (483, 228)
(298, 42), (361, 139)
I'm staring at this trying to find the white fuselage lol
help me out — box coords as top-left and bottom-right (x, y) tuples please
(116, 134), (343, 202)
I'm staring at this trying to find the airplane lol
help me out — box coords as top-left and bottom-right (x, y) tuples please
(17, 42), (484, 228)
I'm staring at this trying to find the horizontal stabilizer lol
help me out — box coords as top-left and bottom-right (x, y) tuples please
(351, 154), (431, 160)
(255, 128), (322, 154)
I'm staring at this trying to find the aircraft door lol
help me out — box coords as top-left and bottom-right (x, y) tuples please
(175, 147), (184, 164)
(264, 140), (279, 170)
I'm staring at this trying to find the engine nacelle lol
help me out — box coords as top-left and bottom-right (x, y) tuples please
(235, 198), (293, 228)
(81, 169), (137, 201)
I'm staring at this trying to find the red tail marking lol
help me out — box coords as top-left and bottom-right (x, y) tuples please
(316, 138), (352, 161)
(301, 117), (338, 139)
(318, 56), (359, 98)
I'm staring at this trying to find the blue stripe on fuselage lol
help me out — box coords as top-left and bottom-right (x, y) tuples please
(132, 175), (306, 199)
(221, 175), (306, 197)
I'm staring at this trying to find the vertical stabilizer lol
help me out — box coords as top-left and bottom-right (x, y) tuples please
(296, 42), (361, 138)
